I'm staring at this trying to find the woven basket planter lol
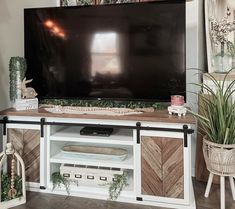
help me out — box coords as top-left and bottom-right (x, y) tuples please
(203, 137), (235, 176)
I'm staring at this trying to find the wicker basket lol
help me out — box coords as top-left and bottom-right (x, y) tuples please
(203, 137), (235, 176)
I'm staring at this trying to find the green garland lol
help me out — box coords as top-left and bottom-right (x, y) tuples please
(41, 99), (166, 110)
(9, 57), (26, 101)
(60, 0), (93, 6)
(1, 173), (23, 202)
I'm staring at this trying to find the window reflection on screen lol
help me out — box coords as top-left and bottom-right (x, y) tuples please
(90, 32), (121, 77)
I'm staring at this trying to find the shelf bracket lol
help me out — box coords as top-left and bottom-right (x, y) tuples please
(3, 116), (8, 136)
(136, 122), (141, 144)
(40, 118), (45, 138)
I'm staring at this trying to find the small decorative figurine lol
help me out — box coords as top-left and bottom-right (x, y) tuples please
(20, 77), (38, 99)
(168, 95), (187, 117)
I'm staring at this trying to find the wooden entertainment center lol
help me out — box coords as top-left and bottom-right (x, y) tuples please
(0, 108), (196, 209)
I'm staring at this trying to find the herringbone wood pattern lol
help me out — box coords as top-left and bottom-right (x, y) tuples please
(7, 128), (40, 183)
(141, 136), (184, 198)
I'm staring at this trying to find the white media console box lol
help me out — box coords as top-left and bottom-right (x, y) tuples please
(0, 108), (196, 209)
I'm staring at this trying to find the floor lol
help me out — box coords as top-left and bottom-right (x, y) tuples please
(12, 179), (235, 209)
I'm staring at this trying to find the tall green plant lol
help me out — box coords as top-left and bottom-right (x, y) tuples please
(189, 70), (235, 144)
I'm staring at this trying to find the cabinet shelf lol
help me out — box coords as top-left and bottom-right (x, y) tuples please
(50, 126), (134, 145)
(48, 172), (134, 198)
(50, 151), (134, 169)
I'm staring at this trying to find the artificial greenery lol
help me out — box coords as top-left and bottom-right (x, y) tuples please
(188, 69), (235, 144)
(51, 172), (70, 195)
(9, 57), (26, 101)
(227, 41), (235, 57)
(107, 172), (129, 200)
(41, 99), (165, 110)
(100, 0), (132, 4)
(60, 0), (132, 6)
(1, 173), (23, 202)
(60, 0), (93, 6)
(51, 171), (128, 200)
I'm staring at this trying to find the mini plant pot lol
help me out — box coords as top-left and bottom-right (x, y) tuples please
(203, 137), (235, 176)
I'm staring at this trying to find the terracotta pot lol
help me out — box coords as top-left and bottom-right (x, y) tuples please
(203, 137), (235, 176)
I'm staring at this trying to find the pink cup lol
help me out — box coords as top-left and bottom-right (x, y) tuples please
(171, 95), (185, 106)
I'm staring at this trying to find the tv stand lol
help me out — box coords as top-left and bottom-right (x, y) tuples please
(0, 108), (196, 209)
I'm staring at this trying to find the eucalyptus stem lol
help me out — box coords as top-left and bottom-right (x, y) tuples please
(221, 42), (225, 57)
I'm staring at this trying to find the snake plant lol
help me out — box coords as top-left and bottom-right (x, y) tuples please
(188, 69), (235, 144)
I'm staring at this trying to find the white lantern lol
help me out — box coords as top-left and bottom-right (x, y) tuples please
(0, 143), (26, 209)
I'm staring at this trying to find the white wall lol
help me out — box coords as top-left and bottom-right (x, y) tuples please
(0, 0), (58, 111)
(186, 0), (205, 176)
(0, 0), (204, 174)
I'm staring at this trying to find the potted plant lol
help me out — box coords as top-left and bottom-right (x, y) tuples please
(189, 71), (235, 175)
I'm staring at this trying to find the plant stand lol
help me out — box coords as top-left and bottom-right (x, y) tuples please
(203, 138), (235, 209)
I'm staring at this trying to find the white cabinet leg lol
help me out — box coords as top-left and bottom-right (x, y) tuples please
(205, 173), (214, 198)
(229, 176), (235, 200)
(220, 176), (225, 209)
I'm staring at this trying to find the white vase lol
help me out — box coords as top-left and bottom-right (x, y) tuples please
(213, 43), (233, 73)
(213, 53), (233, 73)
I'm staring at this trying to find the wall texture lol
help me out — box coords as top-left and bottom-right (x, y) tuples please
(0, 0), (204, 174)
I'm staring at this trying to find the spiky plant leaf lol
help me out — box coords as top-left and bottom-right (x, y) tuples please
(189, 69), (235, 144)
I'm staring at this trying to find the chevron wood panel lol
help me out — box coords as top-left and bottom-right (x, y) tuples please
(7, 128), (40, 183)
(141, 136), (184, 198)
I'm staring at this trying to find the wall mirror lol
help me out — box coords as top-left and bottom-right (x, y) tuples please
(205, 0), (235, 73)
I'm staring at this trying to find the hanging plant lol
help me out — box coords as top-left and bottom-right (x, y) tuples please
(107, 172), (129, 200)
(51, 172), (70, 195)
(9, 57), (27, 101)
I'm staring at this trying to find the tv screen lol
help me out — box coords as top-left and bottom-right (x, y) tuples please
(24, 1), (186, 102)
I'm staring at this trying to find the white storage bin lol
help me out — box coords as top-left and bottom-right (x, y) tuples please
(60, 164), (123, 185)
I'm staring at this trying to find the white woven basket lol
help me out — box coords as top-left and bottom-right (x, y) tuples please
(203, 137), (235, 176)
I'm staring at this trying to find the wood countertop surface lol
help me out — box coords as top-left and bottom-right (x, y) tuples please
(0, 108), (196, 124)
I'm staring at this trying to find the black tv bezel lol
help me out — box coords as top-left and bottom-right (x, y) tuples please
(24, 0), (186, 103)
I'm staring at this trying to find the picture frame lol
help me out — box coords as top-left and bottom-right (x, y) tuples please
(204, 0), (235, 73)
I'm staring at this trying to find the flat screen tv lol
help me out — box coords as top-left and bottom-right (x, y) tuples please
(24, 1), (186, 102)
